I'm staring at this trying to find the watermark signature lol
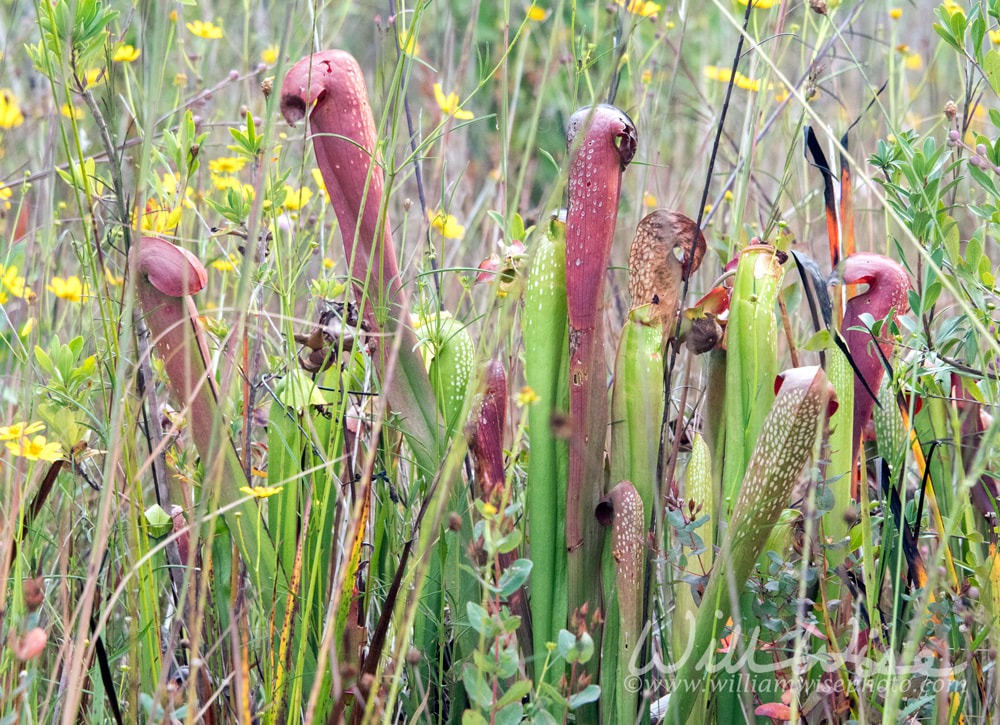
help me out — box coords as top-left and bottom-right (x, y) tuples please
(619, 611), (967, 695)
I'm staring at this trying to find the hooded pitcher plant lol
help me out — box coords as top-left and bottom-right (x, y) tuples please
(523, 220), (570, 679)
(280, 50), (440, 476)
(596, 481), (645, 725)
(665, 366), (837, 724)
(838, 253), (911, 464)
(563, 103), (636, 616)
(132, 236), (279, 591)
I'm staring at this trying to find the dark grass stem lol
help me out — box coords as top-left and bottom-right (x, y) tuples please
(389, 0), (442, 303)
(655, 0), (754, 495)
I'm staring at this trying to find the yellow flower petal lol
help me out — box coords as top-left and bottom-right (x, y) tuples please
(429, 209), (466, 239)
(527, 4), (548, 20)
(433, 83), (474, 120)
(186, 20), (223, 39)
(261, 46), (278, 64)
(209, 156), (246, 174)
(0, 421), (45, 441)
(0, 89), (25, 129)
(47, 276), (86, 303)
(112, 44), (141, 62)
(6, 435), (62, 462)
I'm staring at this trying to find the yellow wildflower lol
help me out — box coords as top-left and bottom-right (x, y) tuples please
(433, 83), (474, 120)
(615, 0), (661, 15)
(211, 174), (241, 191)
(83, 69), (104, 88)
(642, 69), (652, 83)
(209, 157), (246, 174)
(0, 90), (24, 128)
(281, 185), (313, 210)
(429, 209), (466, 239)
(0, 422), (44, 441)
(398, 30), (419, 56)
(527, 4), (548, 20)
(665, 20), (675, 29)
(141, 199), (182, 235)
(174, 73), (188, 87)
(47, 276), (86, 303)
(161, 173), (194, 208)
(482, 502), (498, 516)
(240, 484), (283, 499)
(211, 254), (240, 272)
(1, 266), (34, 301)
(990, 30), (1000, 44)
(186, 20), (223, 39)
(19, 318), (34, 337)
(169, 10), (177, 22)
(516, 386), (540, 407)
(724, 190), (734, 202)
(737, 0), (777, 8)
(942, 0), (964, 17)
(113, 44), (141, 62)
(904, 52), (923, 70)
(0, 186), (10, 210)
(61, 104), (83, 119)
(6, 435), (63, 462)
(311, 168), (330, 202)
(703, 66), (761, 92)
(643, 192), (657, 207)
(261, 46), (278, 64)
(889, 7), (902, 18)
(105, 267), (124, 286)
(774, 84), (790, 102)
(323, 257), (335, 269)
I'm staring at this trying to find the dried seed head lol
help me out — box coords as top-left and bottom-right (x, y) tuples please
(944, 100), (958, 121)
(809, 0), (828, 14)
(260, 76), (274, 98)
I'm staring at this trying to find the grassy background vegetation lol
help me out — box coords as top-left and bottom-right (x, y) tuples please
(1, 0), (999, 722)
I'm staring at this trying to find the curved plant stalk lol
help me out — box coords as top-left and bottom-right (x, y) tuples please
(627, 210), (707, 339)
(280, 50), (441, 476)
(132, 236), (278, 589)
(596, 481), (645, 725)
(666, 366), (837, 724)
(523, 220), (570, 679)
(564, 103), (637, 615)
(721, 244), (785, 511)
